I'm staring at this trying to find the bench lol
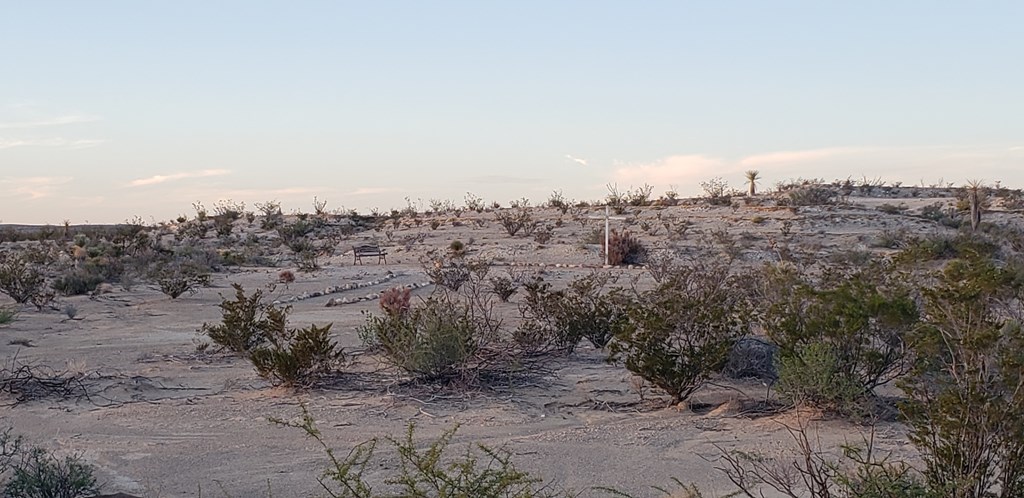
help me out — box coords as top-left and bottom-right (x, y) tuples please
(353, 242), (387, 264)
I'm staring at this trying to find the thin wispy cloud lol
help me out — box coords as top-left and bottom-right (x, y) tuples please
(738, 147), (867, 168)
(613, 154), (726, 186)
(0, 176), (73, 199)
(565, 154), (588, 166)
(0, 115), (100, 130)
(0, 138), (105, 150)
(348, 187), (404, 196)
(129, 169), (231, 187)
(469, 175), (542, 184)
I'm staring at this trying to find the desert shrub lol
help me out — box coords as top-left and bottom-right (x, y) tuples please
(4, 446), (99, 498)
(786, 186), (835, 206)
(722, 337), (778, 381)
(151, 261), (210, 299)
(487, 271), (521, 302)
(517, 273), (627, 354)
(421, 254), (490, 292)
(360, 296), (480, 381)
(532, 225), (553, 244)
(448, 239), (466, 257)
(379, 286), (412, 316)
(760, 263), (918, 414)
(776, 342), (868, 414)
(896, 232), (999, 264)
(250, 323), (344, 387)
(0, 255), (46, 306)
(644, 249), (683, 283)
(201, 284), (287, 354)
(255, 200), (283, 229)
(0, 428), (99, 498)
(50, 269), (104, 296)
(716, 419), (929, 498)
(900, 256), (1024, 497)
(700, 177), (732, 206)
(546, 190), (570, 214)
(494, 204), (534, 237)
(609, 259), (745, 404)
(603, 229), (645, 266)
(0, 307), (16, 326)
(273, 406), (571, 498)
(628, 184), (654, 206)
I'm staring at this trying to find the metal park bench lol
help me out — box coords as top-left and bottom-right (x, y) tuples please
(352, 242), (387, 264)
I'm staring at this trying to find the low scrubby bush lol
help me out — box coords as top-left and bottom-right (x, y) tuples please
(0, 255), (46, 306)
(250, 323), (344, 387)
(609, 259), (745, 404)
(201, 284), (287, 354)
(273, 406), (573, 497)
(517, 273), (627, 354)
(603, 229), (645, 266)
(760, 263), (918, 415)
(0, 428), (100, 498)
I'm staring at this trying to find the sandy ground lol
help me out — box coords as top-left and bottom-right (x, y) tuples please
(0, 192), (987, 497)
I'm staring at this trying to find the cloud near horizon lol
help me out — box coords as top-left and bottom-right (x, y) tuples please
(348, 187), (404, 196)
(128, 169), (231, 187)
(0, 138), (105, 150)
(0, 115), (100, 130)
(738, 147), (869, 168)
(0, 176), (73, 199)
(565, 154), (588, 166)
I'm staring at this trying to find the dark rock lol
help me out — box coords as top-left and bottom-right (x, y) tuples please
(723, 337), (778, 381)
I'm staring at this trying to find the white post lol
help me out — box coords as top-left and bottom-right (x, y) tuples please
(604, 205), (610, 266)
(589, 206), (626, 266)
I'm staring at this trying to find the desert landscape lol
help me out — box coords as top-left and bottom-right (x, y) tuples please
(1, 180), (1022, 497)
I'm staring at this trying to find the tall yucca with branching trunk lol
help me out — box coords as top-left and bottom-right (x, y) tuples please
(745, 170), (760, 197)
(966, 179), (985, 232)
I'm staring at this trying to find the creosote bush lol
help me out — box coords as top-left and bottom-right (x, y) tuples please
(0, 428), (100, 498)
(759, 263), (918, 415)
(272, 405), (573, 498)
(0, 254), (46, 307)
(495, 204), (534, 237)
(517, 273), (627, 355)
(201, 284), (342, 386)
(609, 259), (745, 404)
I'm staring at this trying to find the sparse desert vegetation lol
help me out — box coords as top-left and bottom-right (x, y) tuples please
(3, 180), (1024, 496)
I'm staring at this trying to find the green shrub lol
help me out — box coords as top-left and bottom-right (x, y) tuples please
(900, 256), (1024, 497)
(0, 307), (17, 326)
(517, 273), (627, 354)
(360, 297), (479, 381)
(50, 270), (104, 296)
(0, 428), (99, 498)
(201, 284), (288, 354)
(776, 342), (868, 415)
(761, 263), (918, 414)
(609, 260), (745, 404)
(250, 323), (344, 387)
(273, 406), (571, 497)
(0, 255), (46, 306)
(150, 260), (211, 299)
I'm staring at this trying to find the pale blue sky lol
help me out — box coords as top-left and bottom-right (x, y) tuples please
(1, 1), (1022, 224)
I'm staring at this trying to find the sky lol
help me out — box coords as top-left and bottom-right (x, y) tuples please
(1, 1), (1022, 224)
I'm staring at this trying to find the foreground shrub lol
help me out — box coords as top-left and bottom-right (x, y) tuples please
(273, 406), (572, 498)
(0, 428), (100, 498)
(901, 256), (1024, 497)
(50, 269), (104, 296)
(250, 323), (344, 387)
(0, 307), (17, 326)
(760, 263), (918, 414)
(149, 259), (211, 299)
(609, 259), (745, 404)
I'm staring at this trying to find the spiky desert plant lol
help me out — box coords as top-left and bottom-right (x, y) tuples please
(966, 179), (985, 232)
(745, 170), (760, 197)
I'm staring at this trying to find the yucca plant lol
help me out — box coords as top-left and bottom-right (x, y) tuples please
(745, 170), (761, 197)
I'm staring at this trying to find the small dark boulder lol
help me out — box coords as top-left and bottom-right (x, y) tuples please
(723, 337), (778, 381)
